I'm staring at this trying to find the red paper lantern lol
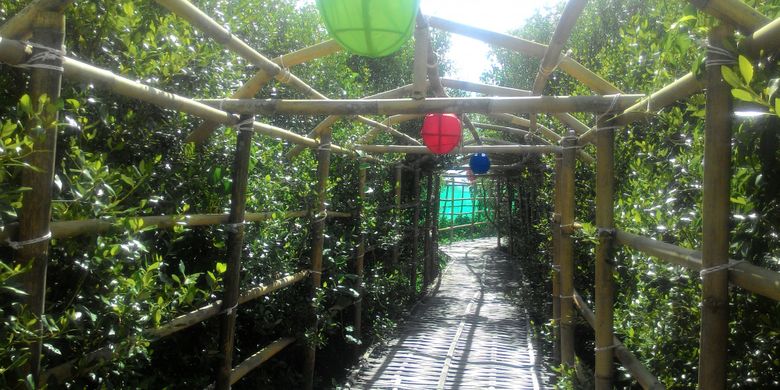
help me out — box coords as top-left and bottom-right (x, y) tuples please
(420, 113), (461, 154)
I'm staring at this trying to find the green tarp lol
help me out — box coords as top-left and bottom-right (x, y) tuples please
(316, 0), (420, 57)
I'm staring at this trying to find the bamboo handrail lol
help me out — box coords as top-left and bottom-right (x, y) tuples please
(572, 291), (666, 389)
(354, 144), (561, 154)
(426, 15), (620, 94)
(0, 0), (71, 40)
(615, 230), (780, 301)
(230, 337), (296, 385)
(186, 40), (342, 144)
(0, 209), (355, 242)
(42, 271), (309, 384)
(197, 95), (643, 116)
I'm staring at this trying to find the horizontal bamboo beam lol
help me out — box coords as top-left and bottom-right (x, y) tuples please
(0, 36), (30, 64)
(230, 337), (296, 385)
(745, 16), (780, 57)
(689, 0), (770, 34)
(572, 291), (666, 389)
(354, 144), (561, 154)
(615, 230), (780, 301)
(438, 221), (488, 232)
(427, 16), (621, 94)
(0, 209), (354, 242)
(42, 271), (308, 384)
(198, 95), (642, 116)
(0, 0), (71, 39)
(488, 113), (595, 164)
(440, 78), (531, 96)
(186, 40), (342, 144)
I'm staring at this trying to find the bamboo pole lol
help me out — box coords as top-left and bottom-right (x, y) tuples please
(42, 271), (308, 384)
(423, 171), (433, 287)
(288, 84), (417, 159)
(559, 132), (577, 366)
(0, 0), (70, 40)
(230, 337), (296, 385)
(689, 0), (769, 34)
(198, 95), (643, 116)
(186, 40), (342, 144)
(0, 210), (355, 242)
(154, 0), (325, 99)
(0, 36), (31, 64)
(392, 165), (402, 268)
(529, 0), (589, 137)
(552, 155), (562, 363)
(353, 144), (562, 155)
(614, 230), (780, 301)
(507, 180), (514, 256)
(432, 174), (441, 278)
(450, 180), (455, 243)
(412, 15), (429, 100)
(215, 116), (254, 390)
(470, 194), (476, 237)
(426, 15), (620, 94)
(495, 179), (502, 248)
(410, 169), (421, 298)
(744, 16), (780, 57)
(11, 10), (65, 383)
(572, 291), (666, 390)
(303, 125), (333, 390)
(594, 118), (616, 389)
(440, 77), (531, 96)
(698, 26), (732, 390)
(354, 164), (367, 338)
(489, 113), (595, 164)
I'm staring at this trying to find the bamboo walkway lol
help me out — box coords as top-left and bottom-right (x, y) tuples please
(349, 238), (549, 389)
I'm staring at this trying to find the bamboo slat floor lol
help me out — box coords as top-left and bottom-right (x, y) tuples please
(348, 238), (549, 389)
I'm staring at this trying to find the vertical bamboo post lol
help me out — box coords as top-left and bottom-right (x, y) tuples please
(412, 15), (429, 100)
(552, 155), (563, 364)
(423, 171), (433, 287)
(432, 174), (441, 278)
(560, 132), (577, 366)
(507, 179), (514, 257)
(216, 115), (255, 390)
(354, 163), (367, 339)
(594, 118), (616, 389)
(410, 169), (421, 298)
(13, 10), (66, 383)
(303, 129), (333, 390)
(495, 178), (502, 248)
(392, 165), (402, 268)
(470, 192), (476, 237)
(698, 25), (733, 390)
(449, 179), (455, 243)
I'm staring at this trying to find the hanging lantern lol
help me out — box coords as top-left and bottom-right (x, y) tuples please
(315, 0), (420, 58)
(420, 113), (461, 154)
(469, 153), (491, 174)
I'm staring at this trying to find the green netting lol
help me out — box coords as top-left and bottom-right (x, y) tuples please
(316, 0), (420, 58)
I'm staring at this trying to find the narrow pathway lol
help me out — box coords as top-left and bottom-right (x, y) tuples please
(349, 238), (549, 389)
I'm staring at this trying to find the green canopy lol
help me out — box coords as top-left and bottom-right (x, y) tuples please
(316, 0), (420, 58)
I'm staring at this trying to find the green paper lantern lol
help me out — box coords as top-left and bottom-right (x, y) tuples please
(316, 0), (420, 58)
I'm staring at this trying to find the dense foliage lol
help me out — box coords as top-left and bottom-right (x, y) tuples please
(0, 0), (451, 388)
(485, 0), (780, 388)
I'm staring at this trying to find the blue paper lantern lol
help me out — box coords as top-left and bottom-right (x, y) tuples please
(469, 153), (491, 174)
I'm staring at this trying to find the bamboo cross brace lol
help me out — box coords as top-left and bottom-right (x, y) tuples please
(197, 95), (643, 115)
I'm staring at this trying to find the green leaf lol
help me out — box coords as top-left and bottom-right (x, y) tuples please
(731, 89), (754, 102)
(775, 98), (780, 116)
(738, 55), (753, 84)
(215, 262), (227, 274)
(19, 94), (32, 115)
(721, 66), (742, 88)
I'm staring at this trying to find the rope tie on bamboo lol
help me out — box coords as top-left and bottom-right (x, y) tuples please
(5, 231), (52, 249)
(559, 294), (574, 300)
(592, 93), (623, 132)
(234, 117), (254, 132)
(13, 42), (64, 72)
(551, 264), (561, 272)
(594, 343), (620, 352)
(700, 261), (745, 277)
(312, 210), (328, 224)
(222, 303), (238, 316)
(225, 221), (245, 233)
(540, 49), (569, 76)
(705, 44), (737, 68)
(317, 140), (331, 153)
